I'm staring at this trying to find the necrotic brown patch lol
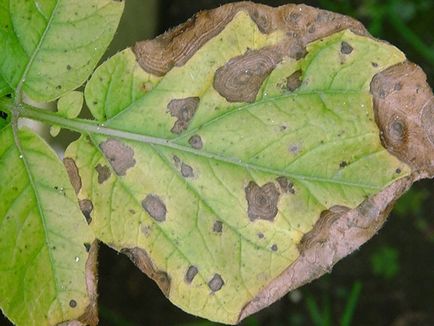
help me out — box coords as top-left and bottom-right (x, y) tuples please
(276, 176), (295, 194)
(181, 162), (194, 178)
(142, 194), (167, 222)
(185, 265), (198, 283)
(421, 98), (434, 146)
(79, 199), (93, 224)
(208, 273), (224, 292)
(298, 205), (350, 252)
(121, 247), (171, 297)
(95, 164), (111, 184)
(286, 70), (302, 92)
(340, 41), (353, 54)
(63, 158), (82, 194)
(167, 97), (199, 134)
(188, 134), (203, 149)
(214, 47), (284, 103)
(245, 181), (280, 221)
(213, 220), (223, 233)
(99, 139), (136, 176)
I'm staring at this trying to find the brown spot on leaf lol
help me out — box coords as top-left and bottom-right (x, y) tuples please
(286, 70), (302, 92)
(339, 161), (348, 168)
(79, 199), (93, 224)
(63, 158), (81, 194)
(371, 61), (434, 175)
(134, 2), (367, 79)
(208, 273), (224, 292)
(84, 243), (91, 252)
(185, 265), (198, 283)
(340, 41), (353, 54)
(142, 194), (167, 222)
(214, 47), (284, 103)
(181, 162), (194, 178)
(95, 163), (111, 184)
(99, 139), (136, 176)
(245, 181), (280, 221)
(298, 206), (350, 252)
(122, 247), (171, 297)
(213, 220), (223, 233)
(276, 176), (295, 194)
(167, 97), (199, 134)
(69, 300), (77, 308)
(238, 178), (414, 323)
(189, 134), (203, 149)
(271, 244), (278, 251)
(257, 232), (264, 239)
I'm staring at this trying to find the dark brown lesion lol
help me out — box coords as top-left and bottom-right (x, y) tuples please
(99, 139), (136, 176)
(371, 61), (434, 175)
(185, 265), (199, 283)
(79, 199), (93, 224)
(121, 247), (171, 297)
(286, 70), (303, 92)
(167, 97), (199, 134)
(214, 47), (284, 103)
(141, 194), (167, 222)
(95, 163), (111, 184)
(297, 205), (350, 252)
(63, 158), (82, 194)
(276, 176), (295, 194)
(208, 273), (224, 292)
(132, 2), (368, 78)
(245, 181), (280, 222)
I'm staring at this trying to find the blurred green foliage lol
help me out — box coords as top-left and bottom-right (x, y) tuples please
(370, 246), (400, 279)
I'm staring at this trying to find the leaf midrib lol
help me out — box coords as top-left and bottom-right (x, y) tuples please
(16, 103), (383, 190)
(14, 0), (61, 102)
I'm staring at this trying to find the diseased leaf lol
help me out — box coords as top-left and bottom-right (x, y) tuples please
(0, 125), (96, 326)
(60, 2), (434, 325)
(0, 0), (124, 102)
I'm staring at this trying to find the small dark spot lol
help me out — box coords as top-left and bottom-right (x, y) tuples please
(372, 62), (379, 68)
(173, 155), (181, 167)
(167, 97), (199, 134)
(389, 120), (405, 141)
(95, 163), (111, 184)
(142, 194), (167, 222)
(339, 161), (348, 168)
(340, 41), (353, 55)
(79, 199), (93, 224)
(69, 300), (77, 308)
(100, 139), (136, 176)
(396, 168), (402, 174)
(66, 65), (72, 71)
(84, 243), (91, 252)
(245, 181), (280, 222)
(181, 162), (194, 178)
(286, 70), (302, 92)
(394, 82), (402, 91)
(271, 244), (278, 251)
(0, 111), (8, 120)
(257, 232), (264, 239)
(208, 273), (224, 292)
(185, 265), (198, 283)
(129, 209), (136, 214)
(289, 144), (301, 154)
(276, 176), (295, 194)
(93, 101), (98, 105)
(56, 85), (62, 90)
(213, 220), (223, 233)
(188, 135), (203, 149)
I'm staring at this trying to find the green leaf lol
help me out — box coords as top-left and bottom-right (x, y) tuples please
(57, 90), (83, 119)
(0, 75), (12, 97)
(65, 9), (411, 323)
(0, 125), (95, 326)
(0, 0), (124, 102)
